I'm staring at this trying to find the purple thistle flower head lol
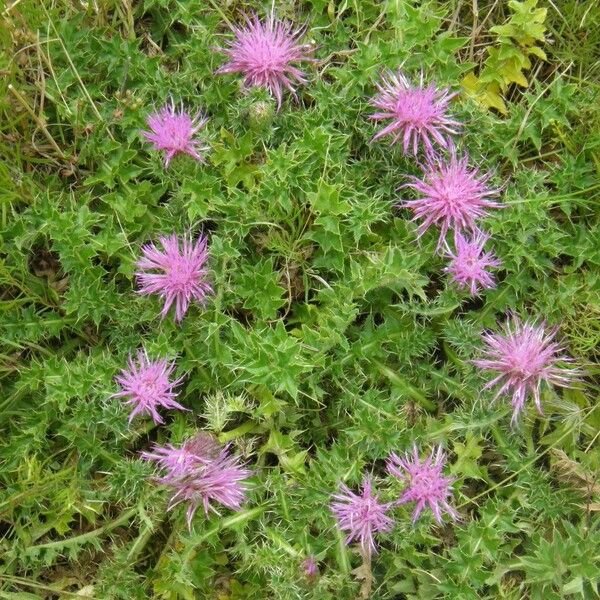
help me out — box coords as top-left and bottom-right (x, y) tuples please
(444, 231), (500, 295)
(141, 432), (222, 477)
(144, 433), (251, 529)
(401, 152), (501, 249)
(387, 445), (459, 524)
(370, 71), (460, 155)
(112, 350), (186, 424)
(216, 13), (313, 109)
(142, 100), (209, 167)
(330, 478), (394, 559)
(135, 233), (212, 322)
(302, 555), (319, 579)
(473, 316), (578, 425)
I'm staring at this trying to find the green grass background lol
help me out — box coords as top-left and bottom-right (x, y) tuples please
(0, 0), (599, 598)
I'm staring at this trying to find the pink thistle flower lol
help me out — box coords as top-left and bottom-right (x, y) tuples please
(444, 231), (500, 295)
(112, 350), (186, 424)
(142, 100), (209, 167)
(330, 478), (394, 559)
(216, 13), (313, 109)
(473, 316), (578, 425)
(370, 71), (460, 155)
(302, 556), (319, 579)
(145, 433), (251, 529)
(135, 233), (212, 322)
(401, 152), (501, 249)
(387, 445), (459, 524)
(141, 432), (222, 477)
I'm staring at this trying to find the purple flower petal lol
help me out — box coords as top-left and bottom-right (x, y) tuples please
(330, 478), (394, 558)
(387, 445), (459, 524)
(216, 13), (313, 110)
(143, 433), (251, 529)
(401, 152), (501, 249)
(135, 233), (212, 322)
(370, 71), (460, 155)
(142, 100), (209, 166)
(112, 350), (186, 424)
(473, 316), (579, 425)
(444, 231), (500, 295)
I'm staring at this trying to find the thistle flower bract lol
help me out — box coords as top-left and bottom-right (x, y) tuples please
(135, 233), (212, 322)
(144, 433), (251, 529)
(216, 13), (313, 109)
(370, 71), (460, 155)
(473, 316), (578, 425)
(387, 445), (458, 524)
(142, 100), (209, 166)
(444, 231), (500, 295)
(402, 152), (501, 248)
(112, 350), (185, 424)
(330, 478), (394, 559)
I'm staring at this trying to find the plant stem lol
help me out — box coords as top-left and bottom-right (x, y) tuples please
(8, 84), (66, 159)
(374, 360), (436, 411)
(29, 506), (138, 551)
(219, 420), (262, 443)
